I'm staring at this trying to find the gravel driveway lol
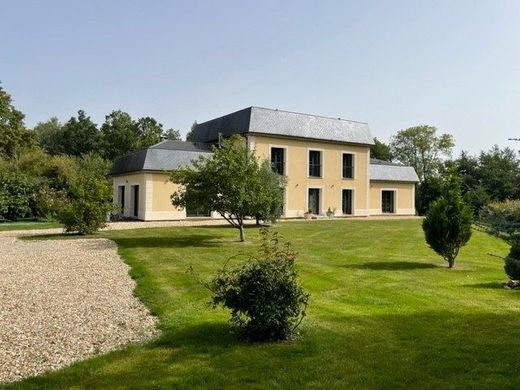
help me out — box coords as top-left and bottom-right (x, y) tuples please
(0, 234), (158, 383)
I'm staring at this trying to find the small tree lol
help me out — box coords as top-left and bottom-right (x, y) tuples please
(208, 228), (309, 341)
(53, 154), (113, 234)
(171, 135), (287, 241)
(422, 176), (473, 268)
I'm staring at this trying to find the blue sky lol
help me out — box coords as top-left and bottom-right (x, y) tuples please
(1, 0), (519, 154)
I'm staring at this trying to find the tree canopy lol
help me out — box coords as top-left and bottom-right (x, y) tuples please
(370, 137), (392, 161)
(390, 125), (454, 182)
(61, 110), (101, 157)
(33, 117), (64, 155)
(0, 83), (34, 158)
(185, 121), (197, 141)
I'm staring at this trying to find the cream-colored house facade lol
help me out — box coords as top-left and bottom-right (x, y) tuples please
(110, 107), (419, 220)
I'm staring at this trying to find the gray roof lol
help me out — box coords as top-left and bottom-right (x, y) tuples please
(369, 158), (419, 182)
(192, 107), (374, 145)
(110, 140), (213, 175)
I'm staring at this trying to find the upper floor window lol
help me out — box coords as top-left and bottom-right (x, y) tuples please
(309, 150), (322, 177)
(342, 153), (354, 179)
(271, 147), (285, 175)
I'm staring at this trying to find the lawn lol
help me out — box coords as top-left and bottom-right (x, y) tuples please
(0, 220), (61, 232)
(8, 219), (520, 389)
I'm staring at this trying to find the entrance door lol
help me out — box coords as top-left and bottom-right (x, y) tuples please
(131, 185), (139, 218)
(381, 190), (395, 213)
(342, 189), (353, 215)
(308, 188), (320, 215)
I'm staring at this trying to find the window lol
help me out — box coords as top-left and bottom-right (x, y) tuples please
(342, 189), (353, 215)
(186, 186), (211, 217)
(131, 185), (139, 217)
(117, 186), (125, 214)
(309, 150), (322, 177)
(271, 147), (285, 175)
(308, 188), (320, 214)
(342, 153), (354, 179)
(382, 190), (395, 213)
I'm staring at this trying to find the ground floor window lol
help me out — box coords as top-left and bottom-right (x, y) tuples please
(308, 188), (321, 214)
(382, 190), (395, 213)
(342, 189), (353, 215)
(131, 185), (139, 217)
(186, 207), (211, 217)
(117, 185), (125, 214)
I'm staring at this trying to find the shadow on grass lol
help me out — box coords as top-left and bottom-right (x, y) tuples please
(13, 312), (520, 389)
(343, 261), (439, 271)
(464, 281), (505, 289)
(111, 234), (224, 249)
(155, 322), (238, 349)
(19, 233), (95, 241)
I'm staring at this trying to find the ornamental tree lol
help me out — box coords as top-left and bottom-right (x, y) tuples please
(422, 175), (473, 268)
(170, 135), (286, 242)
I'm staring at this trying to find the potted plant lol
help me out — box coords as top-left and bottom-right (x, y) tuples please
(304, 208), (313, 219)
(326, 207), (335, 218)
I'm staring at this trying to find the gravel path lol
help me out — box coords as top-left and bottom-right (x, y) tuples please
(0, 235), (158, 384)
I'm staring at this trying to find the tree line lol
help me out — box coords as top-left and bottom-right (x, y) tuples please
(0, 82), (194, 228)
(370, 126), (520, 215)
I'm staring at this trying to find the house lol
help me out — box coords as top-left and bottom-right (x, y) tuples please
(110, 107), (419, 220)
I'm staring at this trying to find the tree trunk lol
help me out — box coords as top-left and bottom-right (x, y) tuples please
(239, 224), (245, 242)
(448, 258), (454, 268)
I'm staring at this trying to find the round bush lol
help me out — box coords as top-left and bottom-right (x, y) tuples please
(209, 229), (309, 341)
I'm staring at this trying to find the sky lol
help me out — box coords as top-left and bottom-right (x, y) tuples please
(1, 0), (519, 155)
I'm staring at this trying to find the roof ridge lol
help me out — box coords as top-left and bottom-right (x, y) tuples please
(196, 107), (253, 126)
(251, 106), (369, 125)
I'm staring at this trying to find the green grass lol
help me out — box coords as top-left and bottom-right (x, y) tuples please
(7, 220), (520, 389)
(0, 220), (61, 232)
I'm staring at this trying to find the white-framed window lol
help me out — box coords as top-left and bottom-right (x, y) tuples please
(308, 150), (322, 177)
(342, 188), (354, 215)
(342, 153), (354, 179)
(381, 190), (396, 213)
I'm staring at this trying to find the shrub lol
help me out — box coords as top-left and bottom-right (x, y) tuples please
(423, 176), (473, 268)
(53, 154), (114, 234)
(505, 256), (520, 280)
(208, 229), (309, 341)
(479, 200), (520, 241)
(0, 171), (36, 220)
(504, 234), (520, 280)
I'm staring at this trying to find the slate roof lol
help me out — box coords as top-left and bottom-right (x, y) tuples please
(369, 158), (419, 182)
(192, 107), (374, 145)
(109, 140), (213, 175)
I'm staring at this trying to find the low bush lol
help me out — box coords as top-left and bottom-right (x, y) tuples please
(208, 229), (309, 341)
(53, 154), (113, 234)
